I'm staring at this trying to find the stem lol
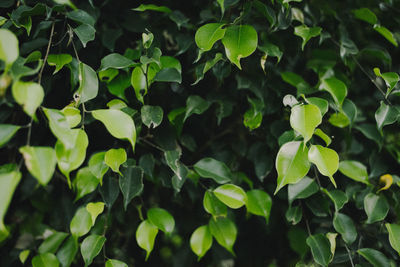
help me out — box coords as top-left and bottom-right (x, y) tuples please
(38, 21), (55, 85)
(102, 208), (110, 263)
(345, 244), (355, 267)
(139, 137), (165, 152)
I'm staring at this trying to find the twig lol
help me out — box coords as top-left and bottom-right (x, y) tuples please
(139, 137), (165, 152)
(345, 243), (355, 267)
(38, 21), (55, 85)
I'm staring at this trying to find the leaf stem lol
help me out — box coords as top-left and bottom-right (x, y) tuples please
(344, 243), (355, 267)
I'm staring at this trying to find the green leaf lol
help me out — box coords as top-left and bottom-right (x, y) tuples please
(0, 29), (19, 68)
(136, 220), (159, 260)
(86, 202), (104, 226)
(184, 95), (211, 122)
(99, 176), (119, 208)
(243, 97), (264, 131)
(193, 53), (224, 85)
(141, 105), (163, 128)
(132, 4), (172, 13)
(38, 232), (69, 254)
(288, 227), (308, 258)
(353, 8), (377, 25)
(217, 0), (225, 16)
(342, 99), (358, 127)
(20, 146), (57, 186)
(329, 112), (350, 128)
(76, 62), (98, 103)
(308, 145), (339, 187)
(142, 32), (154, 49)
(70, 207), (92, 237)
(386, 223), (400, 255)
(104, 148), (127, 174)
(288, 176), (319, 204)
(374, 25), (398, 47)
(275, 141), (310, 194)
(147, 208), (175, 234)
(246, 189), (272, 223)
(105, 259), (128, 267)
(56, 235), (78, 267)
(195, 23), (226, 51)
(88, 152), (109, 183)
(154, 68), (182, 83)
(339, 160), (369, 184)
(32, 253), (59, 267)
(333, 212), (357, 244)
(286, 205), (302, 225)
(80, 235), (106, 266)
(258, 42), (283, 63)
(322, 189), (348, 211)
(73, 167), (100, 201)
(306, 234), (332, 266)
(373, 68), (399, 97)
(12, 81), (44, 117)
(160, 56), (181, 73)
(0, 124), (20, 148)
(203, 190), (227, 218)
(19, 250), (30, 264)
(355, 123), (383, 146)
(61, 106), (81, 128)
(73, 24), (95, 48)
(294, 25), (322, 50)
(66, 9), (95, 26)
(131, 66), (147, 104)
(364, 193), (389, 224)
(43, 108), (76, 149)
(281, 72), (310, 95)
(320, 77), (347, 108)
(314, 129), (332, 146)
(375, 101), (399, 131)
(92, 109), (136, 151)
(190, 225), (212, 260)
(119, 166), (144, 210)
(213, 184), (247, 209)
(0, 169), (21, 242)
(358, 248), (390, 267)
(208, 217), (237, 255)
(99, 53), (134, 71)
(221, 25), (258, 69)
(47, 54), (72, 74)
(194, 157), (232, 184)
(290, 104), (322, 143)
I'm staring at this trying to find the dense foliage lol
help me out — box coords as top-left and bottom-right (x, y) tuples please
(1, 0), (400, 266)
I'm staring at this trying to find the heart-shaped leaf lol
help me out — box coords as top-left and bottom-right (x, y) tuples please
(308, 145), (339, 187)
(290, 104), (322, 143)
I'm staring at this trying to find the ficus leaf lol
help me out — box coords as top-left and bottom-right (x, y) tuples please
(294, 25), (322, 50)
(308, 145), (339, 187)
(136, 220), (158, 260)
(190, 225), (213, 260)
(195, 23), (226, 51)
(208, 217), (237, 255)
(147, 208), (175, 234)
(290, 104), (322, 143)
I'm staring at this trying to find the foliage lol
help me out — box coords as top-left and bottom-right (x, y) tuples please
(0, 0), (400, 266)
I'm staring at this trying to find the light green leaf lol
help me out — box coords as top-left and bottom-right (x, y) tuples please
(136, 220), (159, 260)
(105, 259), (128, 267)
(308, 145), (339, 187)
(76, 62), (98, 103)
(194, 157), (232, 184)
(20, 146), (57, 186)
(213, 184), (247, 209)
(99, 53), (134, 71)
(88, 152), (109, 183)
(32, 253), (59, 267)
(61, 106), (81, 128)
(222, 25), (258, 69)
(290, 104), (322, 143)
(203, 190), (227, 218)
(86, 202), (104, 226)
(375, 101), (399, 131)
(246, 189), (272, 223)
(320, 77), (348, 108)
(190, 225), (212, 260)
(12, 81), (44, 117)
(80, 235), (106, 266)
(358, 248), (390, 267)
(43, 108), (76, 149)
(305, 97), (329, 116)
(0, 29), (19, 68)
(217, 0), (225, 16)
(160, 56), (181, 73)
(56, 235), (78, 267)
(70, 207), (92, 237)
(147, 208), (175, 234)
(208, 217), (237, 255)
(131, 66), (147, 104)
(353, 8), (377, 25)
(104, 148), (127, 174)
(38, 232), (68, 254)
(386, 223), (400, 255)
(119, 165), (144, 210)
(0, 124), (20, 148)
(339, 160), (369, 184)
(333, 212), (357, 244)
(326, 233), (337, 260)
(73, 24), (95, 48)
(314, 129), (332, 146)
(184, 95), (211, 122)
(132, 4), (172, 13)
(275, 141), (311, 194)
(92, 109), (136, 151)
(195, 23), (226, 51)
(373, 68), (399, 97)
(364, 193), (389, 224)
(154, 68), (182, 83)
(19, 250), (30, 264)
(374, 25), (398, 47)
(142, 32), (154, 49)
(288, 176), (319, 204)
(322, 189), (348, 211)
(294, 25), (322, 50)
(141, 105), (163, 128)
(193, 53), (223, 85)
(329, 112), (350, 128)
(306, 234), (332, 266)
(73, 167), (100, 201)
(47, 54), (72, 74)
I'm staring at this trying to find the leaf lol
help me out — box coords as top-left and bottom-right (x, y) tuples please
(119, 165), (144, 210)
(88, 152), (109, 183)
(154, 68), (182, 83)
(184, 95), (211, 122)
(355, 123), (383, 146)
(374, 25), (398, 47)
(333, 212), (357, 244)
(12, 81), (44, 117)
(104, 148), (127, 174)
(0, 29), (19, 68)
(194, 157), (232, 184)
(70, 207), (92, 237)
(56, 235), (78, 267)
(373, 68), (399, 97)
(320, 77), (348, 108)
(190, 226), (213, 262)
(275, 141), (310, 194)
(258, 42), (283, 63)
(329, 112), (350, 128)
(195, 23), (226, 51)
(288, 227), (308, 258)
(130, 66), (147, 104)
(160, 56), (181, 73)
(0, 124), (20, 148)
(74, 167), (100, 201)
(213, 184), (247, 209)
(141, 105), (163, 128)
(353, 8), (377, 25)
(306, 234), (332, 266)
(66, 9), (95, 26)
(86, 202), (105, 226)
(32, 253), (59, 267)
(100, 53), (135, 71)
(314, 129), (332, 146)
(19, 146), (57, 186)
(76, 62), (99, 103)
(217, 0), (225, 16)
(386, 223), (400, 255)
(339, 160), (369, 184)
(294, 25), (322, 50)
(132, 4), (172, 13)
(47, 54), (72, 74)
(147, 208), (175, 234)
(43, 108), (76, 149)
(285, 205), (302, 225)
(357, 248), (390, 267)
(375, 101), (399, 131)
(288, 176), (319, 204)
(281, 72), (310, 95)
(203, 190), (227, 218)
(99, 176), (119, 208)
(308, 145), (339, 187)
(136, 220), (159, 260)
(377, 174), (393, 192)
(73, 24), (95, 48)
(364, 193), (389, 224)
(61, 106), (81, 128)
(208, 217), (237, 255)
(290, 104), (322, 143)
(38, 232), (69, 254)
(19, 250), (30, 264)
(322, 189), (348, 211)
(105, 259), (128, 267)
(0, 169), (21, 242)
(80, 235), (106, 266)
(193, 53), (224, 85)
(326, 233), (337, 259)
(221, 25), (258, 69)
(92, 109), (136, 151)
(246, 189), (272, 223)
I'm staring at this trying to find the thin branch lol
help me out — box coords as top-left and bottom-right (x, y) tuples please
(345, 243), (355, 267)
(38, 21), (56, 85)
(139, 137), (165, 152)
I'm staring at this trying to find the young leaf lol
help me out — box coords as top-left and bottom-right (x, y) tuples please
(19, 250), (30, 264)
(275, 141), (311, 194)
(147, 208), (175, 234)
(0, 124), (20, 148)
(119, 166), (144, 210)
(47, 54), (72, 74)
(203, 191), (227, 218)
(104, 148), (127, 174)
(308, 145), (339, 187)
(294, 25), (322, 50)
(190, 225), (213, 260)
(136, 220), (159, 260)
(141, 105), (163, 128)
(374, 25), (398, 47)
(32, 253), (60, 267)
(245, 189), (272, 223)
(357, 248), (390, 267)
(0, 29), (19, 68)
(221, 25), (258, 69)
(304, 97), (327, 115)
(106, 259), (128, 267)
(333, 212), (357, 244)
(290, 104), (322, 143)
(306, 234), (332, 266)
(353, 8), (377, 25)
(12, 81), (44, 117)
(86, 202), (105, 226)
(208, 217), (237, 255)
(130, 66), (147, 104)
(339, 160), (369, 184)
(320, 77), (348, 108)
(373, 67), (399, 97)
(385, 223), (400, 255)
(80, 235), (106, 266)
(364, 193), (389, 224)
(70, 207), (92, 237)
(61, 105), (81, 128)
(194, 157), (232, 184)
(213, 184), (247, 209)
(76, 62), (99, 103)
(195, 23), (226, 51)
